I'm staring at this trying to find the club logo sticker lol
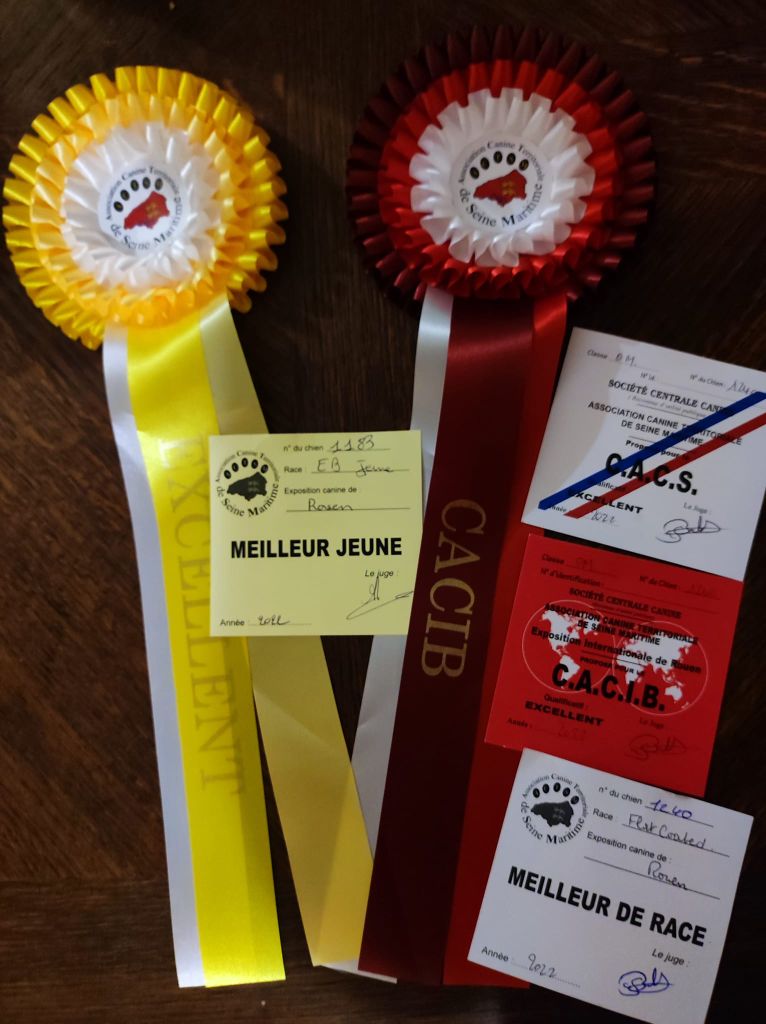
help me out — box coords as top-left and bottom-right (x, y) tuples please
(453, 138), (546, 233)
(99, 165), (183, 252)
(521, 771), (587, 844)
(215, 451), (279, 517)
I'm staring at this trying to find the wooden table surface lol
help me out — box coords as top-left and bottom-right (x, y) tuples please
(1, 1), (764, 1021)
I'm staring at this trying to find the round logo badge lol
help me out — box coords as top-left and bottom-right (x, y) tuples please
(99, 165), (183, 252)
(452, 137), (547, 235)
(215, 451), (279, 517)
(520, 771), (587, 844)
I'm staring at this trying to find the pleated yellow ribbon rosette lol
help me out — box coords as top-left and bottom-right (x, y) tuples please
(4, 66), (372, 986)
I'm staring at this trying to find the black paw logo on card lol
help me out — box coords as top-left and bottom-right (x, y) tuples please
(531, 781), (580, 827)
(469, 149), (529, 207)
(521, 773), (587, 844)
(216, 451), (280, 517)
(225, 457), (270, 501)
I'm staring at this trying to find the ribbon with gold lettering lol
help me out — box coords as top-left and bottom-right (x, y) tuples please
(5, 65), (371, 984)
(346, 25), (653, 982)
(197, 308), (373, 970)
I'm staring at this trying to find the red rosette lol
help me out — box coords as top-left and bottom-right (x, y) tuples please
(347, 24), (654, 304)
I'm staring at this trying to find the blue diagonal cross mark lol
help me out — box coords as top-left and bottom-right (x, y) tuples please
(538, 390), (766, 511)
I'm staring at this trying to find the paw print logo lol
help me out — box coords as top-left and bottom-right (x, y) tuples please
(530, 781), (580, 828)
(225, 456), (270, 501)
(114, 173), (170, 230)
(216, 451), (279, 516)
(522, 773), (587, 842)
(470, 149), (529, 207)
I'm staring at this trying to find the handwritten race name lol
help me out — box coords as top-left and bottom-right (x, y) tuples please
(230, 537), (403, 558)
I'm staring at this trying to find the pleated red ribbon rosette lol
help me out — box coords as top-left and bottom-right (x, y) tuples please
(346, 25), (654, 985)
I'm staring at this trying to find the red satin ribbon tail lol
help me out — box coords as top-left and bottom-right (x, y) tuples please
(444, 293), (568, 986)
(359, 298), (540, 983)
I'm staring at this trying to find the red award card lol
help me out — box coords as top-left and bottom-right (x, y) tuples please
(486, 534), (743, 795)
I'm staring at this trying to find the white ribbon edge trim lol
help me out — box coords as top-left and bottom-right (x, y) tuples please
(351, 287), (453, 852)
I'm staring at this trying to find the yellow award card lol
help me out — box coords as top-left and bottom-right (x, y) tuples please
(210, 431), (423, 636)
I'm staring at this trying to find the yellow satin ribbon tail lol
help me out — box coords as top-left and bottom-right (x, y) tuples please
(126, 304), (283, 985)
(198, 301), (373, 965)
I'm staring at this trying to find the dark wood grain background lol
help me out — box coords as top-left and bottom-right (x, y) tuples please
(0, 1), (764, 1021)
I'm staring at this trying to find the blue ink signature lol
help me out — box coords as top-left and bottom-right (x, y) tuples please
(618, 968), (673, 997)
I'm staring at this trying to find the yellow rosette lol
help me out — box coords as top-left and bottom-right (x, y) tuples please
(4, 66), (372, 985)
(5, 65), (283, 345)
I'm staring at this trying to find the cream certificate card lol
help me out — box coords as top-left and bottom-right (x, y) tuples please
(209, 431), (422, 635)
(470, 749), (752, 1023)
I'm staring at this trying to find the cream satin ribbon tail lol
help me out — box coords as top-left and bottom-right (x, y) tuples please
(103, 301), (283, 986)
(195, 300), (373, 967)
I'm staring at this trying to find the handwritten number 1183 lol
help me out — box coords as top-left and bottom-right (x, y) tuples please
(329, 434), (375, 453)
